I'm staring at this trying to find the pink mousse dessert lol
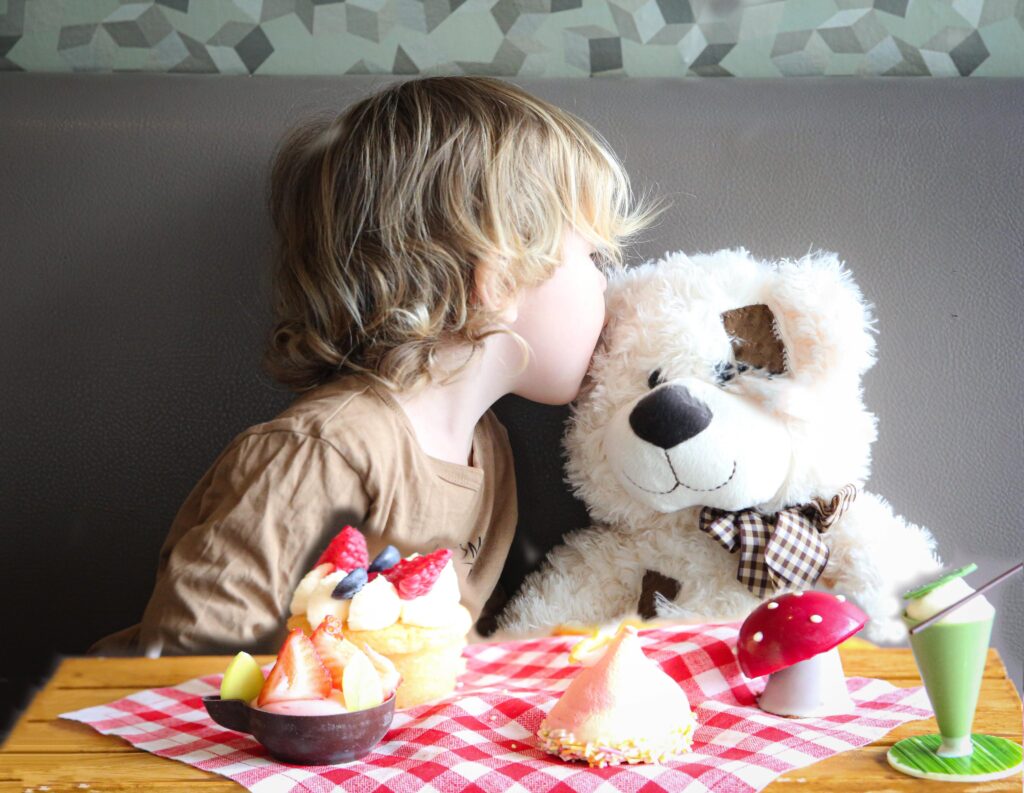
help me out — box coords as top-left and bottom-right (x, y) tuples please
(538, 624), (697, 767)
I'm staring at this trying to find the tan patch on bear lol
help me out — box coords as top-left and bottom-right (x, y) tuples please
(721, 304), (786, 374)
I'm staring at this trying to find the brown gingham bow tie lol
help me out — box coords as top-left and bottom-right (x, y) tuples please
(698, 484), (859, 598)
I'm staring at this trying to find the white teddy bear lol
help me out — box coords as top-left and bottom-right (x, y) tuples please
(498, 248), (942, 643)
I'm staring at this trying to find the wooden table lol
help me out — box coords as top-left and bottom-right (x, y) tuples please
(1, 646), (1020, 792)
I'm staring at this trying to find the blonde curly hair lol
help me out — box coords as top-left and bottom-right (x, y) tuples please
(264, 76), (667, 394)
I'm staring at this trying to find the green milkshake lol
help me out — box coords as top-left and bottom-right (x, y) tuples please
(902, 564), (994, 758)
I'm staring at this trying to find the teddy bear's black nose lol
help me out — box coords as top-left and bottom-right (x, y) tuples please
(629, 385), (713, 449)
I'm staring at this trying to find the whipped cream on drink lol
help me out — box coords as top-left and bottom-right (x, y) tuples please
(905, 576), (994, 624)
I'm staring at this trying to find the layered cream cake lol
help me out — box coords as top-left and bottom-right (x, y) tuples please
(287, 526), (471, 708)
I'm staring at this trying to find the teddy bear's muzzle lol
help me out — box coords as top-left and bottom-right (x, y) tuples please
(628, 384), (712, 450)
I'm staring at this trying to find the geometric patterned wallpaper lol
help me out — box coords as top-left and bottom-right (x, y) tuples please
(2, 1), (1023, 76)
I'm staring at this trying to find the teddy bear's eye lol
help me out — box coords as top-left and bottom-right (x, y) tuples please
(714, 361), (753, 385)
(647, 369), (664, 389)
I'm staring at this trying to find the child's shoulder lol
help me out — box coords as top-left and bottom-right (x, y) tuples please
(228, 373), (512, 473)
(247, 373), (391, 447)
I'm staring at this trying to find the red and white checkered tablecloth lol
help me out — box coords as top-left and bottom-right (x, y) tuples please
(61, 622), (932, 793)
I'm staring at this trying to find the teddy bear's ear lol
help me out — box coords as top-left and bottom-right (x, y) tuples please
(766, 251), (877, 383)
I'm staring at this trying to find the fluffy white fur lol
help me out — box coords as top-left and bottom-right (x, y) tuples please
(498, 248), (942, 643)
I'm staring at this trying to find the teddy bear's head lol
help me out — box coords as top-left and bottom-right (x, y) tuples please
(566, 248), (879, 528)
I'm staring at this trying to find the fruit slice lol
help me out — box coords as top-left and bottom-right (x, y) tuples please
(256, 629), (332, 707)
(220, 651), (265, 702)
(383, 548), (453, 599)
(342, 649), (385, 711)
(568, 630), (615, 666)
(359, 642), (402, 700)
(311, 616), (363, 690)
(316, 526), (369, 571)
(327, 688), (348, 710)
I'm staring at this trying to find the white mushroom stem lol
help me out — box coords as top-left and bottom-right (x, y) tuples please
(757, 646), (853, 718)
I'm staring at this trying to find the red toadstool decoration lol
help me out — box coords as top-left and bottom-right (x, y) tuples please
(737, 591), (867, 717)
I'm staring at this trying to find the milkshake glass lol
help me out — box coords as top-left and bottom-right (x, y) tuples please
(902, 609), (992, 757)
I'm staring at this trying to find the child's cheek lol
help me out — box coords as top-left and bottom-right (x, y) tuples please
(512, 261), (607, 401)
(557, 285), (606, 380)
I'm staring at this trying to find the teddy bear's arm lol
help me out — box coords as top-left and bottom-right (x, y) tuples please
(495, 525), (649, 635)
(820, 489), (942, 643)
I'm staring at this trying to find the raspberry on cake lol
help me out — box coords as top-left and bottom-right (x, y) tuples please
(383, 549), (452, 599)
(315, 525), (369, 571)
(287, 527), (472, 708)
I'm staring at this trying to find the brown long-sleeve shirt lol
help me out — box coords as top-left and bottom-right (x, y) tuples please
(89, 373), (518, 656)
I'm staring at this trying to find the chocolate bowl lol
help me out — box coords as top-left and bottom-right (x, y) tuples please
(202, 694), (396, 765)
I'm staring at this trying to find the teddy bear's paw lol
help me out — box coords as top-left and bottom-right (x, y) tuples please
(653, 594), (700, 621)
(862, 614), (906, 645)
(494, 600), (551, 636)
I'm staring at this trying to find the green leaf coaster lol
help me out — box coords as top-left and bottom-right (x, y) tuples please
(887, 734), (1023, 782)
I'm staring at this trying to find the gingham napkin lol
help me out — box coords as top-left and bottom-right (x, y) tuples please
(61, 622), (932, 793)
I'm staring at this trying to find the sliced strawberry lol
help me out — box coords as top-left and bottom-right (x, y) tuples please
(383, 549), (453, 599)
(256, 629), (332, 706)
(311, 615), (362, 690)
(315, 525), (369, 571)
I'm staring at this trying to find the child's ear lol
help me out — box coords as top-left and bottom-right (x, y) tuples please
(473, 261), (519, 324)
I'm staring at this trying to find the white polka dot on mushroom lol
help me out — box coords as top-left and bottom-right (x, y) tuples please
(793, 591), (803, 596)
(753, 631), (763, 642)
(810, 614), (823, 623)
(767, 602), (779, 609)
(836, 595), (846, 601)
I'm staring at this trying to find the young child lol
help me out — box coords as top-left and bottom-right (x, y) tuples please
(89, 76), (664, 657)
